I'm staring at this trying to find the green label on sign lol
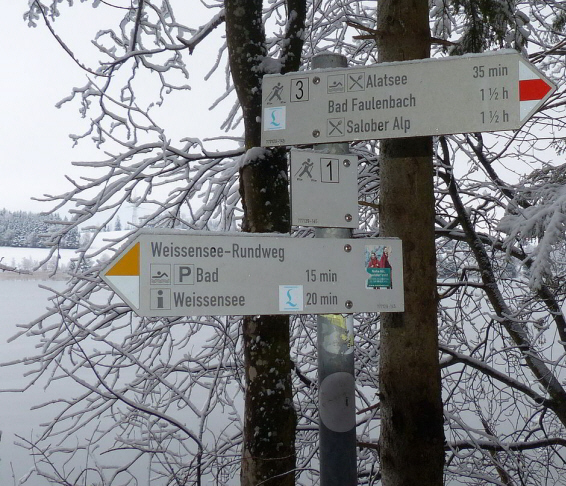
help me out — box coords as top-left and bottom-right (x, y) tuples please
(366, 268), (391, 288)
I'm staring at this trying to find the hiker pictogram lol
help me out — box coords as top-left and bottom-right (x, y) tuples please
(267, 82), (284, 103)
(295, 158), (316, 181)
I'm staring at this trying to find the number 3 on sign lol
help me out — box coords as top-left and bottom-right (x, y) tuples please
(291, 78), (309, 102)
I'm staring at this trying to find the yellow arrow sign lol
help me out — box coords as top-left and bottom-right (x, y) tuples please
(103, 242), (140, 309)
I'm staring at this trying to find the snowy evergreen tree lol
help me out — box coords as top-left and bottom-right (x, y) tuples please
(0, 209), (79, 249)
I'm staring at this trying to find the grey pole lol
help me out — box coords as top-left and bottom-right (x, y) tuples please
(312, 52), (357, 486)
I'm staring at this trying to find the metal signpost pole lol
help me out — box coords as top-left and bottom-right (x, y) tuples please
(256, 44), (555, 486)
(312, 53), (357, 486)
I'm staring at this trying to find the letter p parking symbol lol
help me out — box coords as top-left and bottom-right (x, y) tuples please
(175, 264), (195, 285)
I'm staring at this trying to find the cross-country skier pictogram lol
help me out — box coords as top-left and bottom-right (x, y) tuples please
(267, 82), (284, 103)
(295, 158), (315, 181)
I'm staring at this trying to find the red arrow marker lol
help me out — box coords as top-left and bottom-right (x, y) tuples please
(519, 78), (553, 101)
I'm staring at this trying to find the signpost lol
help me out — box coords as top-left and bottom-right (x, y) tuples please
(309, 52), (358, 486)
(98, 49), (557, 486)
(290, 149), (358, 228)
(261, 50), (556, 147)
(101, 231), (404, 317)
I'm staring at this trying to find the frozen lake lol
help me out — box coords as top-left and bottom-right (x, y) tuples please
(0, 273), (239, 486)
(0, 239), (142, 485)
(0, 277), (69, 486)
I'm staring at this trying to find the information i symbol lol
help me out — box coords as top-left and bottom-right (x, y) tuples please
(151, 288), (171, 310)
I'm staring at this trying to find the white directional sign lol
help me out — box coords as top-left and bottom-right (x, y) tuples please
(290, 150), (358, 228)
(101, 231), (404, 317)
(261, 50), (556, 147)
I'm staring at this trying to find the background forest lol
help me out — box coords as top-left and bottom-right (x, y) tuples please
(0, 209), (79, 249)
(4, 1), (566, 485)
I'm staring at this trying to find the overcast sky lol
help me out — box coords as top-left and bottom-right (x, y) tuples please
(2, 3), (227, 218)
(1, 4), (96, 214)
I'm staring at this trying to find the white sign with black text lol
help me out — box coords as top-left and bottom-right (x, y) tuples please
(290, 150), (358, 228)
(261, 50), (556, 146)
(101, 231), (404, 317)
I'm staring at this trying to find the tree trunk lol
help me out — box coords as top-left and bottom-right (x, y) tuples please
(241, 315), (296, 486)
(224, 1), (303, 484)
(376, 1), (445, 485)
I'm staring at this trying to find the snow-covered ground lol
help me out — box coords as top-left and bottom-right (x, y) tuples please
(0, 231), (131, 278)
(0, 246), (77, 275)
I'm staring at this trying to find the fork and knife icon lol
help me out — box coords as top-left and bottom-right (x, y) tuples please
(348, 74), (364, 91)
(328, 118), (344, 136)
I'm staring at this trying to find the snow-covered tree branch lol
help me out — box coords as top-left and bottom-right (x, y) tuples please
(4, 1), (566, 485)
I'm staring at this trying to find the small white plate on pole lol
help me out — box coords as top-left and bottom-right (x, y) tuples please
(290, 149), (358, 228)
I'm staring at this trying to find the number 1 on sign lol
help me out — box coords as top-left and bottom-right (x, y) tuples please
(321, 158), (339, 183)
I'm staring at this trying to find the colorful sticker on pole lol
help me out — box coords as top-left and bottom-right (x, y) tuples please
(365, 245), (392, 289)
